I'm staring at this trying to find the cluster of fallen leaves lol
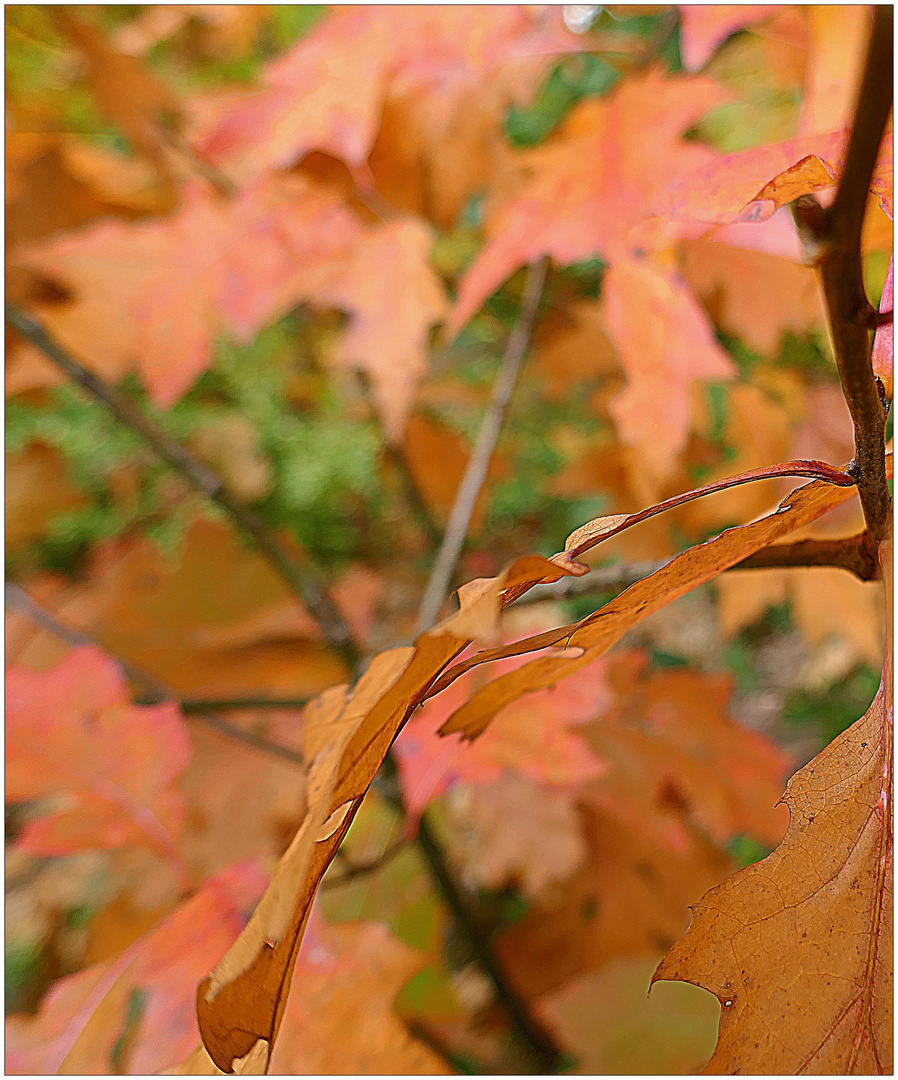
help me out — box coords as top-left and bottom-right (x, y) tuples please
(5, 4), (892, 1076)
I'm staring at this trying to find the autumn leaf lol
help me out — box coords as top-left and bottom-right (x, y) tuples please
(435, 475), (859, 740)
(6, 646), (190, 879)
(446, 774), (588, 899)
(394, 652), (607, 826)
(16, 175), (359, 405)
(872, 256), (893, 398)
(193, 5), (581, 184)
(268, 914), (449, 1074)
(447, 67), (725, 335)
(5, 859), (267, 1075)
(193, 553), (580, 1071)
(601, 256), (733, 483)
(653, 544), (892, 1074)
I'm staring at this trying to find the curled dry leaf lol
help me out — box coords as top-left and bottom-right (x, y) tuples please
(192, 553), (580, 1071)
(653, 543), (892, 1074)
(435, 475), (858, 740)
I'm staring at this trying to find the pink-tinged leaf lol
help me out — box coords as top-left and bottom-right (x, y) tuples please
(602, 256), (734, 483)
(873, 257), (893, 400)
(395, 656), (609, 825)
(6, 646), (190, 876)
(310, 217), (448, 442)
(5, 860), (268, 1075)
(447, 68), (725, 337)
(17, 176), (360, 406)
(193, 6), (583, 183)
(679, 6), (782, 72)
(654, 131), (846, 227)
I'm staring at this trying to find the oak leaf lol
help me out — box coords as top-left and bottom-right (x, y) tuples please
(654, 548), (892, 1074)
(6, 646), (190, 878)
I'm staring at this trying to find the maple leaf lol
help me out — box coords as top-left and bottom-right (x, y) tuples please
(16, 175), (359, 405)
(309, 217), (448, 442)
(192, 5), (582, 184)
(655, 127), (893, 228)
(678, 5), (782, 72)
(654, 545), (892, 1074)
(5, 859), (267, 1075)
(5, 646), (190, 878)
(268, 914), (449, 1074)
(601, 256), (733, 483)
(447, 67), (725, 335)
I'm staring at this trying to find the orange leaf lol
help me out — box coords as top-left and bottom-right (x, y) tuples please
(436, 476), (858, 740)
(448, 67), (725, 335)
(653, 543), (892, 1074)
(6, 646), (190, 878)
(873, 256), (893, 399)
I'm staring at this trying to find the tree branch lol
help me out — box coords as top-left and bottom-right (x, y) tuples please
(793, 6), (893, 549)
(517, 533), (881, 606)
(5, 302), (361, 672)
(416, 258), (549, 633)
(320, 836), (408, 889)
(5, 582), (306, 769)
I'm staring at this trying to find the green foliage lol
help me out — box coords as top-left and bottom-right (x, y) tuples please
(727, 835), (771, 869)
(784, 664), (881, 746)
(506, 54), (619, 147)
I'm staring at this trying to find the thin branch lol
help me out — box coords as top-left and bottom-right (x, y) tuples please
(5, 583), (306, 769)
(793, 6), (893, 548)
(416, 258), (549, 633)
(5, 302), (360, 672)
(517, 532), (881, 606)
(376, 754), (565, 1073)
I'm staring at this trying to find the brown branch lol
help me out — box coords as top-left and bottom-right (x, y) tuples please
(5, 302), (361, 673)
(793, 6), (893, 549)
(5, 582), (306, 769)
(175, 696), (313, 713)
(517, 533), (881, 606)
(384, 442), (443, 548)
(416, 257), (549, 632)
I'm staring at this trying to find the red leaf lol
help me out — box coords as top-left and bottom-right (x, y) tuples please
(6, 646), (190, 878)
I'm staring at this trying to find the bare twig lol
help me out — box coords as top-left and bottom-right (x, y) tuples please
(5, 302), (360, 672)
(5, 583), (306, 769)
(793, 6), (893, 548)
(416, 258), (549, 633)
(175, 696), (313, 713)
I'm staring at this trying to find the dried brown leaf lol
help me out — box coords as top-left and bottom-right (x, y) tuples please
(653, 544), (892, 1074)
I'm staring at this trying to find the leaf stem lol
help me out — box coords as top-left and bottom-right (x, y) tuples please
(416, 258), (549, 633)
(4, 302), (361, 672)
(793, 6), (893, 549)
